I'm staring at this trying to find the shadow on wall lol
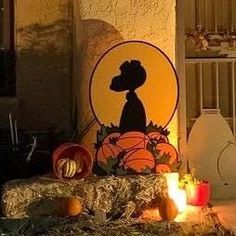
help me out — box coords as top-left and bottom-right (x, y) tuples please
(16, 14), (125, 144)
(16, 19), (72, 133)
(73, 18), (124, 149)
(15, 8), (125, 152)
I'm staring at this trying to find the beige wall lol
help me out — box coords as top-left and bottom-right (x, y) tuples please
(0, 0), (72, 133)
(73, 0), (177, 154)
(0, 0), (177, 152)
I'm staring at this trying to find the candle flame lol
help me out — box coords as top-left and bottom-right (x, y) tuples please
(165, 172), (187, 212)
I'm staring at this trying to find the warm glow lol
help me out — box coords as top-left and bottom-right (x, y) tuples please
(141, 208), (162, 220)
(165, 172), (187, 213)
(165, 172), (179, 198)
(167, 112), (178, 149)
(174, 189), (187, 212)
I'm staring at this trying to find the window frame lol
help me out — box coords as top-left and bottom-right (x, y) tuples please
(177, 0), (236, 158)
(0, 0), (15, 96)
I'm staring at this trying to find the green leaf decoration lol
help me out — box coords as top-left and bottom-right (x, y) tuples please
(170, 161), (182, 172)
(98, 156), (119, 175)
(94, 162), (108, 176)
(146, 141), (155, 152)
(95, 124), (120, 150)
(98, 161), (111, 175)
(97, 125), (109, 143)
(146, 141), (160, 161)
(106, 123), (120, 134)
(122, 167), (137, 175)
(141, 167), (153, 174)
(107, 157), (118, 170)
(116, 167), (128, 175)
(117, 150), (126, 161)
(146, 121), (170, 136)
(146, 121), (159, 133)
(157, 153), (172, 165)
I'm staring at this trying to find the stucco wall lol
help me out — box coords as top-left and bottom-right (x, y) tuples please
(73, 0), (177, 153)
(0, 0), (177, 152)
(0, 0), (72, 133)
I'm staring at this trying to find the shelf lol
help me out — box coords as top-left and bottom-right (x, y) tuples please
(185, 58), (236, 63)
(190, 117), (235, 121)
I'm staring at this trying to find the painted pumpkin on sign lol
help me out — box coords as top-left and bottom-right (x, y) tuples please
(116, 131), (149, 152)
(96, 132), (123, 165)
(147, 131), (169, 144)
(120, 148), (155, 173)
(155, 143), (178, 165)
(155, 164), (171, 174)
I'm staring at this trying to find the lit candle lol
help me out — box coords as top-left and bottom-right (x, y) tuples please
(164, 172), (179, 199)
(164, 172), (187, 212)
(174, 189), (187, 212)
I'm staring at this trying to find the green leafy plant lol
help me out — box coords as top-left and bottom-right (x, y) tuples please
(179, 170), (202, 189)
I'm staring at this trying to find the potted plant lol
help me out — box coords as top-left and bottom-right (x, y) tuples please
(179, 172), (210, 206)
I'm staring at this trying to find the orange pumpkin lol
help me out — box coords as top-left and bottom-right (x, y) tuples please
(64, 197), (83, 217)
(66, 197), (83, 216)
(116, 131), (149, 152)
(147, 131), (169, 144)
(96, 142), (123, 165)
(155, 164), (171, 174)
(120, 148), (155, 173)
(155, 143), (178, 165)
(102, 132), (121, 144)
(96, 132), (123, 165)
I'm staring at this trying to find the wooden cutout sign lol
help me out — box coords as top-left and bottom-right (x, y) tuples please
(89, 41), (180, 175)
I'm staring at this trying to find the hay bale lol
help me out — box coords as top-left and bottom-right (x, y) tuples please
(1, 174), (167, 218)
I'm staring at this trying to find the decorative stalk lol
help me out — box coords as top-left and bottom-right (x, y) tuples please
(26, 136), (37, 162)
(14, 119), (19, 147)
(8, 113), (15, 149)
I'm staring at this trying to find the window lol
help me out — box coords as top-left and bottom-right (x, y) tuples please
(0, 0), (15, 96)
(177, 0), (236, 153)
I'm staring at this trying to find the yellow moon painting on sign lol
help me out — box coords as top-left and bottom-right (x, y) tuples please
(89, 41), (179, 128)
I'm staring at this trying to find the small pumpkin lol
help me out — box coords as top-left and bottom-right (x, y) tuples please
(159, 197), (178, 221)
(61, 197), (83, 217)
(52, 143), (93, 180)
(57, 158), (77, 178)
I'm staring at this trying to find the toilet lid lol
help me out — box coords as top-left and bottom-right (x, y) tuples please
(187, 109), (235, 185)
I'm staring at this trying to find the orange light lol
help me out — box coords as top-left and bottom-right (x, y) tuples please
(165, 172), (187, 212)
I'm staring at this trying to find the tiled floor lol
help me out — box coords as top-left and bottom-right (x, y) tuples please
(212, 200), (236, 234)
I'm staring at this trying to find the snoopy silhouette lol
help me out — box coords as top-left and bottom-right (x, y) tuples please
(110, 60), (147, 133)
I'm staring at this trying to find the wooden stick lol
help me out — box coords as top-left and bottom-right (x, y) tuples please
(14, 119), (19, 146)
(8, 113), (14, 147)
